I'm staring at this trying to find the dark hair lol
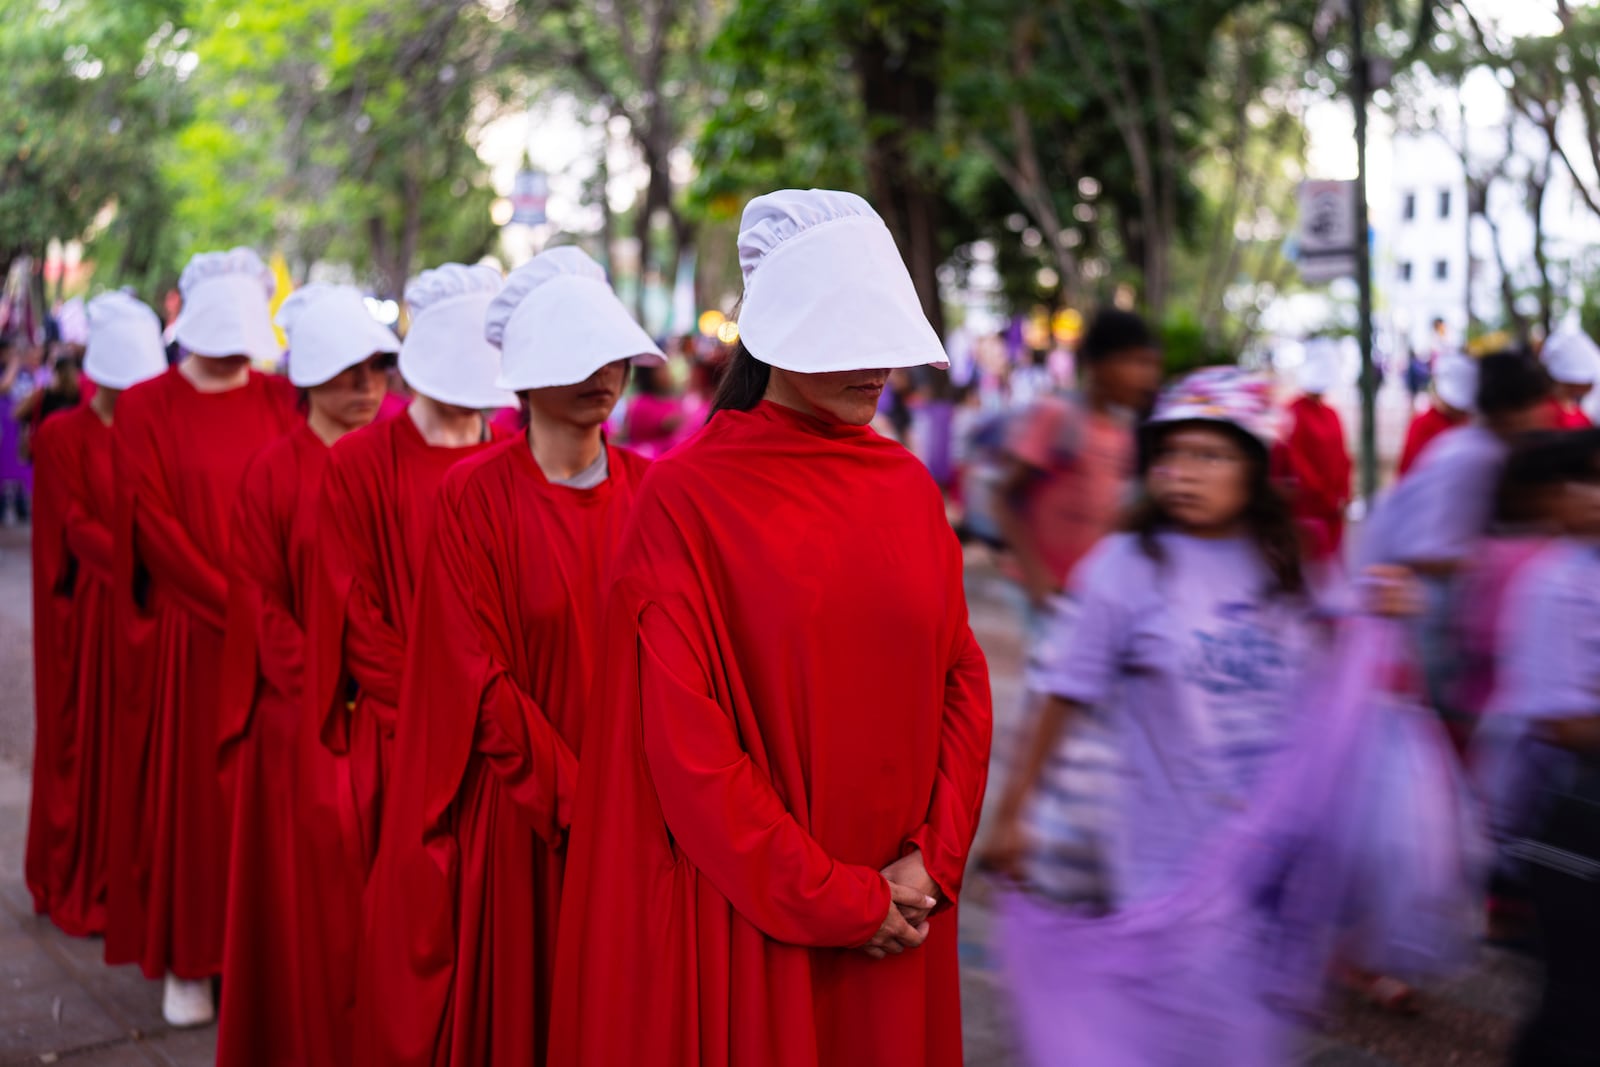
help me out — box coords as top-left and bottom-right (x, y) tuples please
(1476, 350), (1551, 418)
(710, 342), (771, 415)
(1080, 308), (1156, 365)
(1494, 429), (1600, 528)
(1125, 420), (1306, 597)
(635, 362), (671, 397)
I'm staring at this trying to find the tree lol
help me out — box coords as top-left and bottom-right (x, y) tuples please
(0, 0), (191, 301)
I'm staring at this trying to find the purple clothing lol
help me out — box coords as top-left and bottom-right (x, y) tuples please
(1476, 542), (1600, 842)
(1031, 532), (1320, 905)
(1358, 424), (1507, 569)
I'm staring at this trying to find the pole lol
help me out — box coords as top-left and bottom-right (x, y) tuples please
(1352, 0), (1378, 502)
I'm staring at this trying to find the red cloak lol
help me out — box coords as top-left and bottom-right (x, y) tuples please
(1547, 397), (1593, 430)
(1397, 406), (1466, 478)
(216, 425), (336, 1067)
(381, 438), (648, 1066)
(107, 367), (297, 979)
(26, 406), (116, 936)
(1271, 395), (1352, 561)
(550, 401), (993, 1067)
(304, 412), (504, 1064)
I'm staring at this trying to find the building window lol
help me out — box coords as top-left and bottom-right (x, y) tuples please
(1439, 189), (1452, 219)
(1400, 261), (1413, 282)
(1434, 259), (1449, 281)
(1402, 192), (1416, 221)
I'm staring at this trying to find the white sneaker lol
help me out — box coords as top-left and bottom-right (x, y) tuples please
(161, 973), (215, 1028)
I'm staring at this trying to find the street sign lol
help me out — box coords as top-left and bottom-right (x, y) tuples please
(1296, 179), (1357, 283)
(509, 170), (549, 226)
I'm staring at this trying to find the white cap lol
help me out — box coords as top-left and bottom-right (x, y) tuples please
(275, 284), (400, 388)
(1297, 337), (1341, 395)
(83, 291), (168, 390)
(1542, 328), (1600, 386)
(400, 264), (517, 410)
(1433, 352), (1478, 412)
(172, 247), (281, 361)
(736, 189), (948, 374)
(485, 247), (664, 391)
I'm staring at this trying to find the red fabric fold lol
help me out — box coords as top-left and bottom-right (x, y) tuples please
(550, 401), (993, 1067)
(371, 439), (645, 1065)
(106, 367), (297, 980)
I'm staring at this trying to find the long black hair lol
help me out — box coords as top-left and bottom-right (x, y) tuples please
(709, 341), (771, 415)
(1124, 420), (1306, 598)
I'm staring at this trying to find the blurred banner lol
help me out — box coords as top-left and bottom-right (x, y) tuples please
(1296, 179), (1357, 283)
(510, 170), (549, 226)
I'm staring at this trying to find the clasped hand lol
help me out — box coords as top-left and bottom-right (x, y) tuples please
(861, 849), (939, 960)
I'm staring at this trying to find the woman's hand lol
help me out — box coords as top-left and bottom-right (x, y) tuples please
(1363, 564), (1424, 618)
(861, 881), (935, 960)
(880, 850), (939, 925)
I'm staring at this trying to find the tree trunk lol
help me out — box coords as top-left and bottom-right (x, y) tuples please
(855, 14), (947, 341)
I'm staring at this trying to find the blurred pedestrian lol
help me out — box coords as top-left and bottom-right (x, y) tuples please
(1359, 351), (1552, 735)
(622, 360), (684, 458)
(1272, 338), (1352, 563)
(1540, 327), (1600, 430)
(324, 265), (514, 1066)
(551, 190), (992, 1067)
(992, 308), (1163, 618)
(405, 248), (661, 1066)
(0, 335), (46, 522)
(1397, 352), (1477, 477)
(108, 248), (298, 1027)
(25, 292), (166, 940)
(215, 285), (398, 1067)
(1473, 429), (1600, 1067)
(983, 367), (1323, 1062)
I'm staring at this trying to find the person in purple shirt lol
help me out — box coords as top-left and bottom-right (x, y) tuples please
(1469, 428), (1600, 1066)
(1358, 352), (1552, 729)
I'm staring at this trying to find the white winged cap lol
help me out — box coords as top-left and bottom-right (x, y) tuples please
(484, 246), (663, 391)
(400, 263), (517, 410)
(83, 290), (168, 390)
(735, 189), (948, 374)
(275, 284), (401, 388)
(172, 247), (281, 361)
(1543, 328), (1600, 387)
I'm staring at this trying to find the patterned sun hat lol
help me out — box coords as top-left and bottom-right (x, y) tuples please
(1146, 365), (1279, 448)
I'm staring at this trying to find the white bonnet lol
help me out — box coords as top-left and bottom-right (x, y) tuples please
(484, 246), (663, 391)
(83, 290), (168, 390)
(1542, 328), (1600, 386)
(735, 189), (948, 375)
(275, 283), (400, 388)
(172, 247), (280, 361)
(1433, 352), (1479, 412)
(397, 263), (516, 410)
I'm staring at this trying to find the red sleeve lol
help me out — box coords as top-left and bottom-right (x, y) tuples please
(904, 534), (993, 905)
(637, 599), (890, 948)
(117, 394), (230, 630)
(319, 455), (405, 732)
(1397, 411), (1434, 477)
(219, 449), (303, 753)
(418, 479), (578, 856)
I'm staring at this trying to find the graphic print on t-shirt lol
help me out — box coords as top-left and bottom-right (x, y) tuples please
(1184, 600), (1295, 799)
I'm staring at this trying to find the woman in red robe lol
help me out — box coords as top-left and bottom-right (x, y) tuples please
(298, 264), (515, 1065)
(1397, 352), (1476, 477)
(1541, 327), (1599, 430)
(215, 285), (400, 1067)
(26, 292), (168, 937)
(1271, 341), (1351, 561)
(109, 248), (298, 1027)
(379, 247), (662, 1066)
(551, 191), (993, 1067)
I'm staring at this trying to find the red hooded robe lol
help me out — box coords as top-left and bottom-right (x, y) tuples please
(550, 401), (993, 1067)
(107, 367), (297, 979)
(304, 411), (504, 1063)
(1397, 405), (1467, 477)
(26, 405), (116, 936)
(1271, 395), (1352, 561)
(389, 437), (649, 1065)
(215, 424), (344, 1066)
